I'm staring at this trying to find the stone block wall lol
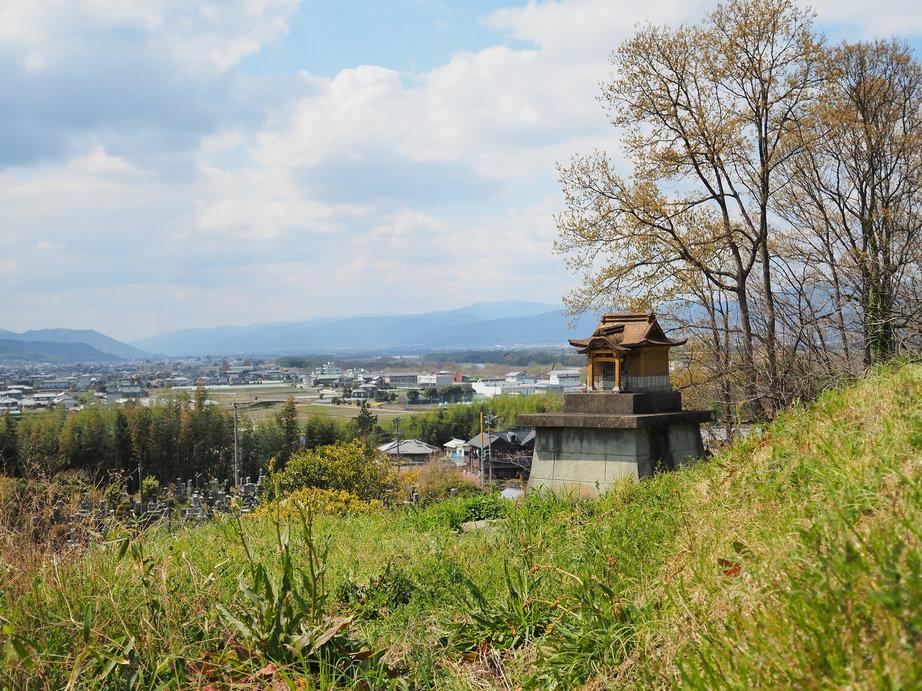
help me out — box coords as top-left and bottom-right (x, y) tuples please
(527, 422), (705, 497)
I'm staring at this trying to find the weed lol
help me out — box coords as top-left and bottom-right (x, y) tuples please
(215, 507), (386, 680)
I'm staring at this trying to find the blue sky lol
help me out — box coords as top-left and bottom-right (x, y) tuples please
(241, 1), (526, 76)
(1, 0), (921, 341)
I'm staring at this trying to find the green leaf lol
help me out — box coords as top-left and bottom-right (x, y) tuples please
(116, 535), (130, 561)
(82, 604), (93, 644)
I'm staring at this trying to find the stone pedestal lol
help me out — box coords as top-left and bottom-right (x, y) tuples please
(519, 391), (713, 497)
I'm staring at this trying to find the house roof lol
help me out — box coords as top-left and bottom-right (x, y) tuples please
(466, 428), (535, 449)
(377, 439), (440, 456)
(568, 312), (686, 354)
(443, 438), (467, 449)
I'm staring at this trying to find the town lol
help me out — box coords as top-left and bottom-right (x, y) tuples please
(0, 355), (583, 416)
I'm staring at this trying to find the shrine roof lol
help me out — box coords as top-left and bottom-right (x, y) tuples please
(568, 312), (686, 354)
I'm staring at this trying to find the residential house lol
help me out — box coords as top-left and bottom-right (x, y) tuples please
(549, 369), (582, 387)
(443, 438), (468, 465)
(464, 428), (535, 480)
(377, 439), (441, 467)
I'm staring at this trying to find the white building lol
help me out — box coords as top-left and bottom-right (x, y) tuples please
(504, 371), (534, 384)
(472, 370), (584, 399)
(443, 438), (468, 464)
(549, 369), (582, 387)
(383, 372), (420, 387)
(418, 371), (454, 387)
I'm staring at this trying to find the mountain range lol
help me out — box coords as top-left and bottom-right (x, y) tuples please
(131, 301), (599, 357)
(1, 302), (601, 361)
(0, 328), (150, 360)
(0, 339), (123, 363)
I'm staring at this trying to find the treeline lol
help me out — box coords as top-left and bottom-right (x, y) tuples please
(0, 390), (350, 489)
(557, 0), (922, 429)
(391, 393), (563, 446)
(0, 390), (562, 486)
(405, 385), (473, 405)
(0, 393), (279, 488)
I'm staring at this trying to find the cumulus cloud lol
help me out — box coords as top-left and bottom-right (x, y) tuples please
(0, 0), (300, 167)
(0, 0), (299, 73)
(0, 0), (919, 339)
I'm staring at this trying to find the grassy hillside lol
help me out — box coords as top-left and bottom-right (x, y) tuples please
(1, 363), (919, 688)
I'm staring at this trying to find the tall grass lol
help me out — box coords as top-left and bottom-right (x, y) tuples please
(1, 363), (919, 688)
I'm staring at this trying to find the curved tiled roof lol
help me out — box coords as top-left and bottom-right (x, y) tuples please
(568, 312), (686, 354)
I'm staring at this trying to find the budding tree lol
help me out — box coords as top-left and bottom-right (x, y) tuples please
(779, 39), (922, 366)
(557, 0), (822, 415)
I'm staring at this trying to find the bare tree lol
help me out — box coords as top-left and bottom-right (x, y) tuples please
(556, 0), (821, 417)
(780, 39), (922, 366)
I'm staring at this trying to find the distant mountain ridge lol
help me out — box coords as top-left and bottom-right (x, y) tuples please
(0, 329), (149, 361)
(133, 301), (599, 356)
(0, 339), (122, 363)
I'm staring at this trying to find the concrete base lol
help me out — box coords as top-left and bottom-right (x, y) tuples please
(520, 392), (712, 497)
(564, 390), (682, 414)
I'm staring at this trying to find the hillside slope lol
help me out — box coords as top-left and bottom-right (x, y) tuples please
(0, 329), (148, 360)
(2, 364), (919, 687)
(15, 329), (150, 360)
(0, 338), (122, 363)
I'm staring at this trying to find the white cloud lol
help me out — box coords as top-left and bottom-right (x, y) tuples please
(810, 0), (922, 36)
(2, 0), (920, 339)
(0, 0), (299, 73)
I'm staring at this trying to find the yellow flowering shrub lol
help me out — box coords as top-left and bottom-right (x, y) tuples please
(252, 486), (383, 519)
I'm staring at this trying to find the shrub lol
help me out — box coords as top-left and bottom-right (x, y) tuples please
(252, 487), (383, 519)
(140, 475), (159, 501)
(406, 493), (507, 531)
(268, 439), (397, 501)
(415, 461), (481, 500)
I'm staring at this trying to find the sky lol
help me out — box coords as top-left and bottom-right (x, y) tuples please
(2, 1), (921, 342)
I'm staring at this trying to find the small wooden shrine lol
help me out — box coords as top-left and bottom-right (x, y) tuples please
(569, 313), (685, 392)
(519, 312), (711, 497)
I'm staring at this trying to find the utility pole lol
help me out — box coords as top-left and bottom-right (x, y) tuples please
(393, 416), (401, 463)
(232, 396), (239, 488)
(479, 411), (485, 486)
(481, 414), (499, 484)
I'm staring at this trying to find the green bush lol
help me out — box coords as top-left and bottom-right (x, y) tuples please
(140, 475), (159, 501)
(268, 439), (397, 501)
(405, 492), (507, 531)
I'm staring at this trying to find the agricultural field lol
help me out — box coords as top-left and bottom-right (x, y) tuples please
(156, 384), (425, 423)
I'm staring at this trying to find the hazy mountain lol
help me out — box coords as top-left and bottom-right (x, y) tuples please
(414, 309), (599, 348)
(132, 301), (582, 356)
(0, 339), (122, 363)
(1, 329), (150, 360)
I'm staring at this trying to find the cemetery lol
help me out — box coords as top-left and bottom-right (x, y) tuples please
(38, 475), (268, 549)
